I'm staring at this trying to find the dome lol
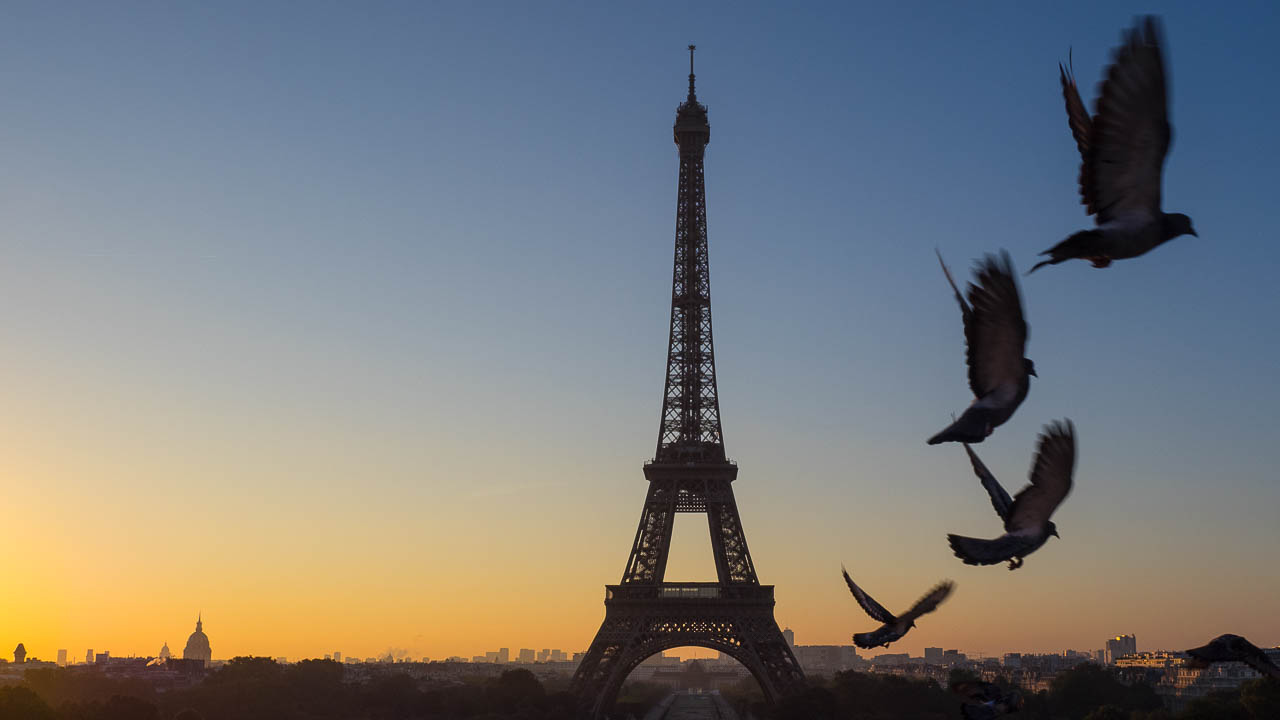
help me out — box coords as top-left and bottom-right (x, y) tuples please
(159, 642), (171, 660)
(182, 615), (212, 666)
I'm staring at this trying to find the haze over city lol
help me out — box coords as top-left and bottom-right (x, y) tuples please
(2, 0), (1277, 685)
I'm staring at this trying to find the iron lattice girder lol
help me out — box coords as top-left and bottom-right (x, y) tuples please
(571, 587), (806, 719)
(620, 463), (758, 586)
(657, 120), (723, 464)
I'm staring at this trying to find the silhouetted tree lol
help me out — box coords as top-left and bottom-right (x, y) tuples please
(1238, 678), (1280, 719)
(0, 686), (54, 720)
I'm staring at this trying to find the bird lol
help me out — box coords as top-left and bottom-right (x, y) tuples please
(1030, 16), (1196, 273)
(1184, 634), (1280, 679)
(842, 567), (953, 649)
(928, 250), (1035, 445)
(950, 680), (1024, 719)
(947, 420), (1075, 570)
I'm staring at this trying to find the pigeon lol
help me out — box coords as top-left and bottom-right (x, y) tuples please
(1184, 634), (1280, 679)
(951, 680), (1024, 719)
(947, 420), (1075, 570)
(1031, 16), (1196, 273)
(842, 567), (953, 649)
(928, 251), (1035, 445)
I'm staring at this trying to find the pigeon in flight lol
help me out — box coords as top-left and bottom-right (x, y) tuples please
(947, 421), (1075, 570)
(842, 567), (953, 649)
(928, 251), (1035, 445)
(1031, 16), (1196, 273)
(1184, 634), (1280, 679)
(951, 680), (1024, 719)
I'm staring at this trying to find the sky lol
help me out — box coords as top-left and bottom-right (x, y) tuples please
(1, 1), (1278, 666)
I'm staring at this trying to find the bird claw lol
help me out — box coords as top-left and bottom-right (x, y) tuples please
(1007, 558), (1023, 571)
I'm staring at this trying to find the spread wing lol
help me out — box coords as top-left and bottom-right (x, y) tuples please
(1061, 49), (1093, 160)
(936, 249), (971, 321)
(898, 580), (954, 624)
(965, 252), (1028, 399)
(842, 567), (896, 623)
(1082, 16), (1171, 223)
(1006, 421), (1076, 533)
(964, 443), (1013, 522)
(1239, 645), (1280, 678)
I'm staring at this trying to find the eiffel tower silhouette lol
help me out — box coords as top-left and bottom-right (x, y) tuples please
(571, 46), (806, 719)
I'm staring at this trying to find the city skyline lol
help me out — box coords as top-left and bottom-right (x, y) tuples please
(2, 0), (1279, 672)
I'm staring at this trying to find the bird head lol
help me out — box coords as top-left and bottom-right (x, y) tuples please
(1023, 358), (1038, 378)
(1048, 521), (1061, 539)
(1165, 213), (1198, 239)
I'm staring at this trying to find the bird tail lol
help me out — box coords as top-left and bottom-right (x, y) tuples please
(852, 631), (879, 649)
(927, 408), (990, 445)
(1028, 229), (1103, 274)
(946, 534), (1023, 566)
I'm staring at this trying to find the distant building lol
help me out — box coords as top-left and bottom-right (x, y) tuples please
(13, 644), (25, 664)
(333, 652), (341, 663)
(925, 647), (943, 664)
(276, 657), (288, 664)
(57, 649), (67, 667)
(95, 652), (110, 664)
(183, 615), (213, 668)
(159, 642), (171, 660)
(782, 628), (795, 647)
(498, 648), (510, 663)
(518, 648), (535, 663)
(86, 649), (93, 664)
(1106, 635), (1137, 664)
(1002, 653), (1022, 668)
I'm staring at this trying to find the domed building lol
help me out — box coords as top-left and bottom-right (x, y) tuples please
(182, 615), (212, 667)
(159, 641), (171, 660)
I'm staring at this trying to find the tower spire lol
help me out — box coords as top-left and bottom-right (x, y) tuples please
(687, 44), (697, 101)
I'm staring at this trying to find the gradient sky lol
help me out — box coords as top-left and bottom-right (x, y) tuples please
(2, 1), (1278, 666)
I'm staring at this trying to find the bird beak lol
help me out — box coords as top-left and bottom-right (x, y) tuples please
(1191, 229), (1199, 237)
(1052, 529), (1061, 539)
(1029, 368), (1038, 378)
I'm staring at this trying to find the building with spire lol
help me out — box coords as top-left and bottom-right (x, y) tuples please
(159, 641), (171, 660)
(13, 643), (25, 664)
(182, 614), (212, 667)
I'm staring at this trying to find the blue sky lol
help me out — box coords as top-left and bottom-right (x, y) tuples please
(0, 1), (1277, 660)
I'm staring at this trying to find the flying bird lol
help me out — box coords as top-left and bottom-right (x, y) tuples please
(947, 421), (1075, 570)
(842, 567), (953, 649)
(1184, 634), (1280, 679)
(928, 251), (1035, 445)
(1031, 16), (1196, 273)
(951, 680), (1024, 719)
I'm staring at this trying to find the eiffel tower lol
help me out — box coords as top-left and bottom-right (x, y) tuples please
(571, 46), (806, 719)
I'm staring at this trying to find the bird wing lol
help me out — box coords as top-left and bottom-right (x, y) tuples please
(936, 249), (971, 321)
(1081, 16), (1171, 224)
(898, 580), (954, 624)
(964, 252), (1028, 399)
(1005, 421), (1076, 533)
(964, 443), (1013, 522)
(1233, 637), (1280, 678)
(1060, 49), (1093, 160)
(842, 567), (896, 623)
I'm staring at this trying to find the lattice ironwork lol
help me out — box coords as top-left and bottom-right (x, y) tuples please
(573, 47), (804, 719)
